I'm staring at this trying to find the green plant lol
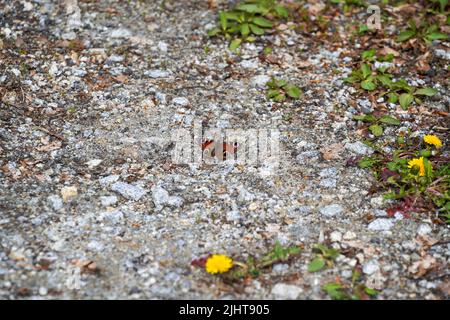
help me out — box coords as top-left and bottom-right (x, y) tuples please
(266, 78), (301, 102)
(207, 0), (288, 50)
(396, 20), (448, 43)
(427, 0), (449, 13)
(307, 244), (340, 272)
(213, 241), (301, 280)
(323, 269), (378, 300)
(355, 134), (449, 222)
(353, 114), (401, 137)
(344, 51), (438, 110)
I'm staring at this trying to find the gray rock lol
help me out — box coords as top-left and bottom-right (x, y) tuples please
(271, 283), (302, 300)
(417, 224), (432, 236)
(345, 141), (374, 155)
(226, 211), (241, 222)
(172, 97), (189, 106)
(100, 195), (118, 207)
(319, 204), (344, 217)
(319, 178), (337, 188)
(251, 75), (271, 88)
(111, 182), (147, 201)
(99, 175), (120, 187)
(363, 259), (380, 275)
(145, 70), (170, 78)
(152, 186), (184, 209)
(110, 28), (132, 38)
(47, 195), (63, 211)
(368, 218), (394, 231)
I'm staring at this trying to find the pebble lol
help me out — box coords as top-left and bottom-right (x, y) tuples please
(100, 195), (118, 207)
(251, 75), (271, 88)
(172, 97), (189, 106)
(319, 204), (344, 217)
(47, 195), (63, 211)
(363, 259), (380, 275)
(110, 28), (132, 38)
(111, 182), (147, 201)
(145, 70), (170, 78)
(61, 186), (78, 202)
(271, 283), (302, 300)
(343, 231), (356, 240)
(151, 186), (184, 209)
(417, 224), (432, 236)
(330, 231), (342, 242)
(345, 141), (374, 155)
(368, 218), (394, 231)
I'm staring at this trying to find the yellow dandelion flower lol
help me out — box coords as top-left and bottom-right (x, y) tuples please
(205, 254), (233, 274)
(423, 135), (442, 148)
(408, 157), (425, 177)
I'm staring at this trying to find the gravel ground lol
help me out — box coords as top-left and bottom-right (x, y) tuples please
(0, 0), (449, 299)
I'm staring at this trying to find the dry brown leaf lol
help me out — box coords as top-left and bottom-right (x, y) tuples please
(297, 60), (312, 69)
(379, 46), (400, 57)
(37, 140), (62, 152)
(408, 255), (438, 278)
(320, 143), (343, 160)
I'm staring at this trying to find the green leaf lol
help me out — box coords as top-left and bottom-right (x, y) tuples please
(275, 5), (289, 18)
(229, 38), (242, 51)
(377, 75), (392, 87)
(361, 80), (377, 91)
(207, 27), (221, 37)
(240, 23), (250, 36)
(236, 4), (260, 13)
(399, 93), (414, 110)
(415, 87), (438, 96)
(252, 17), (273, 28)
(369, 124), (383, 137)
(219, 11), (227, 30)
(274, 93), (286, 102)
(387, 92), (398, 104)
(379, 115), (401, 126)
(361, 63), (372, 79)
(358, 157), (376, 169)
(361, 49), (376, 60)
(323, 283), (347, 300)
(365, 287), (378, 296)
(396, 29), (416, 42)
(425, 32), (448, 41)
(308, 258), (326, 272)
(249, 23), (265, 35)
(285, 85), (301, 99)
(353, 114), (377, 122)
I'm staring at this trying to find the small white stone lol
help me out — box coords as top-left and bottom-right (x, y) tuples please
(417, 224), (432, 236)
(271, 283), (302, 300)
(363, 259), (380, 275)
(85, 159), (103, 168)
(172, 97), (189, 106)
(61, 186), (78, 202)
(343, 231), (356, 240)
(330, 231), (342, 242)
(345, 141), (374, 155)
(47, 195), (63, 211)
(111, 182), (147, 201)
(39, 287), (48, 296)
(100, 195), (118, 207)
(251, 75), (271, 88)
(368, 218), (394, 231)
(319, 204), (344, 217)
(110, 28), (132, 38)
(145, 70), (170, 78)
